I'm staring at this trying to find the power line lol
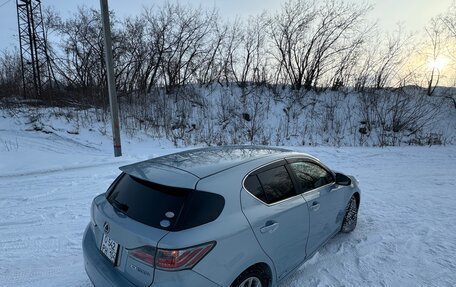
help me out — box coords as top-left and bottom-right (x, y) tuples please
(0, 0), (13, 8)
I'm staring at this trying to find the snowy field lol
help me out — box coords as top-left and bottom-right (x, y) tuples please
(1, 113), (456, 287)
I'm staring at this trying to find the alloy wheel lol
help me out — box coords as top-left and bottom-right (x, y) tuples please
(238, 276), (263, 287)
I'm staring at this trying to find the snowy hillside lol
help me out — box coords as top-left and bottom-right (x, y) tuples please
(117, 85), (456, 147)
(0, 109), (456, 286)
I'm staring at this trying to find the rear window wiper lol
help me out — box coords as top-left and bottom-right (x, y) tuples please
(111, 199), (129, 213)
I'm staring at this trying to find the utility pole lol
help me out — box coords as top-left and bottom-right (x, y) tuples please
(100, 0), (122, 157)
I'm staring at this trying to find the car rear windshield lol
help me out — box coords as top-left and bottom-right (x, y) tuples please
(107, 173), (224, 231)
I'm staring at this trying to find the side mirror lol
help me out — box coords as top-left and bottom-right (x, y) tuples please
(335, 173), (351, 186)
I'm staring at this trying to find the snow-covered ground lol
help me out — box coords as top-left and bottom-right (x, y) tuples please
(1, 110), (456, 287)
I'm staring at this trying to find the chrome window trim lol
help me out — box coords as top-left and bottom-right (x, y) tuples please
(302, 189), (320, 202)
(242, 159), (301, 207)
(243, 185), (307, 207)
(285, 156), (336, 182)
(242, 156), (336, 207)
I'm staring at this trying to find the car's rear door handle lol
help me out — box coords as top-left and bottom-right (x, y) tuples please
(310, 201), (320, 211)
(260, 221), (279, 234)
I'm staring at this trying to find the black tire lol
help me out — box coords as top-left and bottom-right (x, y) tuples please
(231, 267), (269, 287)
(341, 196), (358, 233)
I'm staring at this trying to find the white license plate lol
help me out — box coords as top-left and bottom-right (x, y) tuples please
(100, 233), (119, 265)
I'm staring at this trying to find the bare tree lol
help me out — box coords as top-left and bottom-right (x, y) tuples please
(0, 50), (22, 98)
(46, 7), (113, 106)
(329, 29), (372, 90)
(116, 15), (148, 94)
(372, 26), (410, 89)
(424, 19), (446, 96)
(196, 20), (227, 85)
(157, 3), (218, 93)
(439, 2), (456, 108)
(269, 0), (370, 91)
(212, 19), (242, 86)
(234, 13), (269, 87)
(441, 2), (456, 38)
(268, 0), (317, 89)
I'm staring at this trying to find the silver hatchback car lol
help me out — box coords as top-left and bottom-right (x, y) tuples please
(83, 146), (360, 287)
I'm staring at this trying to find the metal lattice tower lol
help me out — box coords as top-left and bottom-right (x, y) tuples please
(16, 0), (52, 99)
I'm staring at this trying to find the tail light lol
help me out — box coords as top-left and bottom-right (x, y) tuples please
(130, 245), (156, 265)
(129, 242), (215, 271)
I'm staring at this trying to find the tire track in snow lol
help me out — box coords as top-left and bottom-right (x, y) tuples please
(0, 164), (117, 287)
(0, 160), (129, 179)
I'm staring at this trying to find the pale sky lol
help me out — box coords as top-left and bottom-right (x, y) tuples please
(0, 0), (453, 51)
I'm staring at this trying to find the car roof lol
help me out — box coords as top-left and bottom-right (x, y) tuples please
(119, 146), (296, 188)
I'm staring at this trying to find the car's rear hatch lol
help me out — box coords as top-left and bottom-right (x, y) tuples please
(91, 163), (198, 286)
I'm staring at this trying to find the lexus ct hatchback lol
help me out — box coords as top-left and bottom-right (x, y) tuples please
(83, 146), (360, 287)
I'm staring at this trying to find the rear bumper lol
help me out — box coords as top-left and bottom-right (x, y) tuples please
(152, 269), (222, 287)
(82, 224), (136, 287)
(82, 223), (221, 287)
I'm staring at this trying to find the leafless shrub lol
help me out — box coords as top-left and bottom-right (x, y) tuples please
(359, 87), (441, 146)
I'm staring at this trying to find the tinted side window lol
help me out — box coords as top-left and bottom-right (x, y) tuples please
(244, 174), (268, 203)
(288, 161), (334, 192)
(257, 166), (296, 204)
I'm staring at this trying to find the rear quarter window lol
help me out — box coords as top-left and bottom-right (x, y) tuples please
(244, 174), (268, 203)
